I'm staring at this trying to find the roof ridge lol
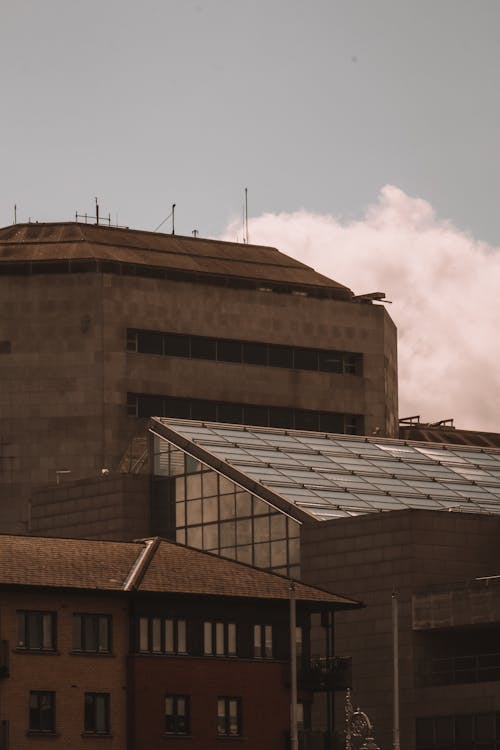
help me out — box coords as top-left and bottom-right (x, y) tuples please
(123, 537), (161, 591)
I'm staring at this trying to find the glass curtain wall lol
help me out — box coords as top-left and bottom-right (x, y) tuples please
(153, 435), (300, 577)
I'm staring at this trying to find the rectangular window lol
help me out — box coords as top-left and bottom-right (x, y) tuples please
(253, 624), (273, 658)
(204, 622), (237, 657)
(137, 330), (163, 354)
(217, 697), (241, 737)
(29, 691), (55, 734)
(17, 612), (55, 652)
(72, 614), (111, 653)
(84, 693), (110, 735)
(165, 695), (190, 735)
(137, 617), (187, 654)
(126, 329), (138, 352)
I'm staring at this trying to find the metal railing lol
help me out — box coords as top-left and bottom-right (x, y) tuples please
(298, 656), (352, 691)
(420, 651), (500, 686)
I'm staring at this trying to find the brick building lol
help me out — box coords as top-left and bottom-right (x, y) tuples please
(0, 220), (397, 533)
(0, 533), (358, 749)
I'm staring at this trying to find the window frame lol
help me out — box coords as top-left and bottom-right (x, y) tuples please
(253, 623), (273, 659)
(17, 611), (56, 652)
(72, 613), (112, 654)
(137, 616), (188, 655)
(217, 696), (242, 737)
(204, 621), (237, 657)
(165, 694), (190, 736)
(83, 692), (110, 736)
(29, 691), (55, 734)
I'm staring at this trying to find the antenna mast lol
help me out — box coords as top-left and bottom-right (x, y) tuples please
(245, 187), (249, 244)
(172, 203), (176, 235)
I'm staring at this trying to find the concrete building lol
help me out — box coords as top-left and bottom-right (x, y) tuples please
(0, 221), (398, 532)
(0, 533), (357, 749)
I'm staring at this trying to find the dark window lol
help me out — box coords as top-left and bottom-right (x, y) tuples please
(217, 403), (243, 424)
(137, 330), (163, 355)
(204, 622), (237, 656)
(126, 393), (139, 417)
(137, 394), (164, 418)
(268, 344), (293, 368)
(344, 353), (360, 375)
(72, 614), (111, 654)
(294, 410), (320, 431)
(242, 342), (268, 366)
(416, 713), (500, 750)
(294, 348), (318, 371)
(269, 406), (294, 429)
(190, 336), (216, 360)
(165, 333), (190, 358)
(191, 399), (217, 422)
(29, 691), (55, 733)
(319, 412), (344, 434)
(84, 693), (110, 735)
(138, 617), (187, 654)
(217, 339), (242, 363)
(17, 612), (55, 652)
(165, 695), (190, 735)
(318, 350), (343, 373)
(164, 397), (191, 419)
(0, 341), (11, 354)
(126, 330), (138, 352)
(243, 405), (269, 427)
(217, 697), (241, 737)
(253, 624), (273, 658)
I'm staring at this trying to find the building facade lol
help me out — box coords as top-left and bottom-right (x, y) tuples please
(0, 221), (397, 533)
(0, 534), (357, 749)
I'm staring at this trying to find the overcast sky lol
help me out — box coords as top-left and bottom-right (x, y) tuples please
(2, 1), (500, 430)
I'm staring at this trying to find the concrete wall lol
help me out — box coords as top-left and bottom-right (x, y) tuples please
(301, 509), (500, 750)
(0, 269), (397, 533)
(30, 475), (151, 541)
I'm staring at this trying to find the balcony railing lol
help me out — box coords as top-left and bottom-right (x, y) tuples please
(420, 651), (500, 686)
(294, 656), (352, 691)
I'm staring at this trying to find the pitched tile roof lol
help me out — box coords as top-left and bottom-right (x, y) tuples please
(0, 534), (358, 609)
(0, 222), (352, 299)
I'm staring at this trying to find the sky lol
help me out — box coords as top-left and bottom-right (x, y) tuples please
(2, 1), (500, 430)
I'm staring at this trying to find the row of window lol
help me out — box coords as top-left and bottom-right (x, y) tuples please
(138, 616), (275, 658)
(166, 694), (242, 737)
(128, 393), (364, 435)
(17, 611), (278, 660)
(416, 712), (500, 749)
(29, 691), (109, 735)
(17, 612), (110, 654)
(28, 690), (242, 739)
(127, 328), (363, 375)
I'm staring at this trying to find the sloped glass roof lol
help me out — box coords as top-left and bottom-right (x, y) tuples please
(151, 419), (500, 521)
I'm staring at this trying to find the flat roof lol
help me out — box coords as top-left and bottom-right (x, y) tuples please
(150, 418), (500, 522)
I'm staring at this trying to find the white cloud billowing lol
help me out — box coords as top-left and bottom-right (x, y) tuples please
(222, 186), (500, 432)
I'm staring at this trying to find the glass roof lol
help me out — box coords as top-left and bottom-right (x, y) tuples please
(152, 419), (500, 521)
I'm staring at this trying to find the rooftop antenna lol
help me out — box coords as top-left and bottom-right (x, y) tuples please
(192, 229), (198, 237)
(95, 197), (100, 225)
(245, 187), (249, 244)
(172, 203), (176, 235)
(13, 204), (17, 224)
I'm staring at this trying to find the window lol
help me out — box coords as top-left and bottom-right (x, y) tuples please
(204, 622), (237, 656)
(84, 693), (110, 735)
(17, 611), (55, 651)
(165, 695), (190, 735)
(138, 617), (187, 654)
(72, 614), (111, 653)
(29, 692), (55, 734)
(416, 712), (500, 750)
(217, 697), (241, 737)
(253, 624), (273, 658)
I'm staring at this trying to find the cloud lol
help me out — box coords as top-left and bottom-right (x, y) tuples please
(222, 186), (500, 432)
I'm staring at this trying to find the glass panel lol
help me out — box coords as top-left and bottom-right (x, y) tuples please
(236, 545), (253, 564)
(186, 499), (202, 525)
(176, 528), (186, 545)
(177, 620), (187, 654)
(294, 348), (318, 370)
(139, 617), (149, 652)
(218, 403), (244, 424)
(203, 496), (219, 523)
(186, 526), (202, 548)
(204, 622), (213, 655)
(17, 611), (25, 647)
(40, 693), (54, 731)
(268, 345), (293, 368)
(254, 542), (270, 568)
(242, 342), (268, 365)
(165, 333), (190, 357)
(217, 340), (242, 363)
(271, 540), (287, 568)
(253, 624), (261, 656)
(219, 521), (236, 548)
(236, 492), (252, 517)
(227, 623), (236, 656)
(217, 699), (226, 735)
(435, 716), (453, 745)
(228, 699), (239, 735)
(152, 618), (161, 653)
(28, 613), (42, 649)
(190, 336), (216, 360)
(253, 497), (270, 516)
(98, 617), (109, 653)
(270, 513), (287, 539)
(265, 625), (273, 657)
(185, 473), (202, 499)
(219, 494), (235, 520)
(216, 622), (225, 655)
(318, 350), (342, 373)
(191, 399), (217, 421)
(202, 471), (218, 496)
(236, 518), (252, 545)
(254, 516), (269, 542)
(84, 615), (96, 652)
(203, 523), (219, 550)
(164, 619), (174, 653)
(137, 330), (163, 354)
(95, 695), (107, 732)
(175, 501), (185, 527)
